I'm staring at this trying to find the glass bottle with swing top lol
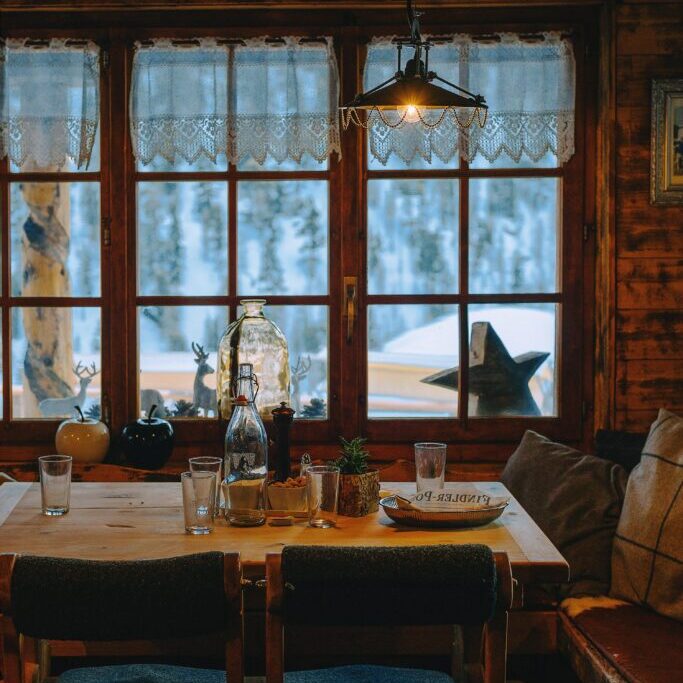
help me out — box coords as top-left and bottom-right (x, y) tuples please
(222, 363), (268, 527)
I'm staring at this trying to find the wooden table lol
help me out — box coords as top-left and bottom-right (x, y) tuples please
(0, 481), (567, 586)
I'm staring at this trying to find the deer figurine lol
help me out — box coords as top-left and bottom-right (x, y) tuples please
(39, 362), (100, 418)
(192, 342), (217, 417)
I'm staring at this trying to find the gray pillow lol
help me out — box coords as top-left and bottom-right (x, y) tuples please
(501, 430), (628, 597)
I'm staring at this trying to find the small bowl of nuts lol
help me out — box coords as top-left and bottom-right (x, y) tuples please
(268, 476), (308, 512)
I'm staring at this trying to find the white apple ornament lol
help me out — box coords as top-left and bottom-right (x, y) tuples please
(55, 406), (110, 464)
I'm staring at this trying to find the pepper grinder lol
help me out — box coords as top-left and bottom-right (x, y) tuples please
(271, 402), (295, 482)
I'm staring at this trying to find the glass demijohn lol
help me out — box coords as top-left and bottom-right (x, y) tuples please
(223, 363), (268, 526)
(217, 299), (290, 419)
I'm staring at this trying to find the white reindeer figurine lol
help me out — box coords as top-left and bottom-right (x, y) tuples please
(191, 342), (217, 417)
(290, 355), (311, 413)
(39, 361), (99, 418)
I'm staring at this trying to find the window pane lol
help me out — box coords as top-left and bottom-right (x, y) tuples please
(467, 304), (557, 417)
(237, 155), (327, 171)
(11, 307), (101, 419)
(368, 304), (458, 418)
(137, 182), (228, 296)
(139, 305), (226, 418)
(11, 182), (101, 297)
(368, 179), (458, 295)
(268, 305), (328, 419)
(237, 181), (328, 295)
(469, 149), (558, 169)
(469, 178), (559, 294)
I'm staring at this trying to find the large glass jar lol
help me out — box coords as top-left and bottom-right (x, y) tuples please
(223, 363), (268, 527)
(217, 299), (290, 419)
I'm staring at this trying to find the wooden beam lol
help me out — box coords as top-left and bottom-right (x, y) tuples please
(593, 0), (617, 432)
(0, 0), (610, 12)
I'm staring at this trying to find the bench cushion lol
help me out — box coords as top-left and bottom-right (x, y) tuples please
(559, 597), (683, 683)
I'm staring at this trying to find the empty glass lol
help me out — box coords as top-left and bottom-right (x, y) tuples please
(415, 442), (447, 492)
(181, 471), (216, 534)
(189, 456), (223, 511)
(306, 465), (340, 528)
(39, 455), (72, 516)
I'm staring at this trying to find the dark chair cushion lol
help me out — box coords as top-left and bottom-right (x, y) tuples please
(284, 664), (453, 682)
(560, 597), (683, 683)
(12, 553), (228, 641)
(280, 544), (496, 627)
(59, 664), (225, 683)
(501, 431), (628, 598)
(595, 429), (646, 472)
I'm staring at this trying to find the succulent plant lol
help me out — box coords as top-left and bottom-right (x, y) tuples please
(336, 436), (370, 475)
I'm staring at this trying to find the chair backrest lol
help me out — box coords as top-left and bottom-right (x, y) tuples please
(277, 544), (500, 627)
(0, 552), (243, 682)
(266, 544), (513, 683)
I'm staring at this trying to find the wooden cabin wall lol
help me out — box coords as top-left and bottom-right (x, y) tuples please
(613, 1), (683, 432)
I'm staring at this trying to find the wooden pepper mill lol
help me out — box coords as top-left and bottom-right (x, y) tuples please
(271, 402), (295, 482)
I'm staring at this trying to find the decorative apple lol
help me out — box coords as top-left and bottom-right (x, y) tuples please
(121, 404), (174, 470)
(55, 406), (110, 463)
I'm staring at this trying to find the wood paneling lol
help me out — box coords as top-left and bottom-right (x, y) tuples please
(616, 310), (683, 359)
(614, 1), (683, 432)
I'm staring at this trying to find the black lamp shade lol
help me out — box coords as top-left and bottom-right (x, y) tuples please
(346, 76), (486, 111)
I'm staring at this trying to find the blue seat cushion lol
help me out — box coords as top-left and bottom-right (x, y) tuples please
(59, 664), (225, 683)
(285, 664), (454, 682)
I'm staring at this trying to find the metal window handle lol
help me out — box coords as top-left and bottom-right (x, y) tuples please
(344, 277), (357, 344)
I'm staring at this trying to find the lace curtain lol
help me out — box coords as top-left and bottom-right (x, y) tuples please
(0, 39), (100, 170)
(364, 33), (576, 166)
(130, 37), (341, 167)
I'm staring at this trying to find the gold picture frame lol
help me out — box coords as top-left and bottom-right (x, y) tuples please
(651, 78), (683, 205)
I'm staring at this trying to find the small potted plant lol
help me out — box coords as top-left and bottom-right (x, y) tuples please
(336, 436), (380, 517)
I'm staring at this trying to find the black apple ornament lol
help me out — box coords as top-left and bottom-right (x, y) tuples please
(121, 405), (174, 470)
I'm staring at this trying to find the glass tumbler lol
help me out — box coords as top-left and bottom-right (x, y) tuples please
(39, 455), (72, 516)
(306, 465), (340, 528)
(189, 456), (223, 511)
(181, 471), (216, 534)
(414, 442), (447, 492)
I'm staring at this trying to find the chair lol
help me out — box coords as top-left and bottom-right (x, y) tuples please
(0, 552), (243, 683)
(266, 544), (513, 683)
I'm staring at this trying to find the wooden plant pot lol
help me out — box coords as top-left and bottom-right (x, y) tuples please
(338, 469), (380, 517)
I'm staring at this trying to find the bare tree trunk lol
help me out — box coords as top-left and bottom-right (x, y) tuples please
(19, 181), (73, 416)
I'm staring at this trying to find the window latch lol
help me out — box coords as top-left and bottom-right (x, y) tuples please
(102, 216), (112, 247)
(344, 276), (357, 345)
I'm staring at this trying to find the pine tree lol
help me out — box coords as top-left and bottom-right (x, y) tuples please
(138, 183), (186, 350)
(193, 182), (226, 276)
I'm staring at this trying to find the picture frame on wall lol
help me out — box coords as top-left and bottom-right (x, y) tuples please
(651, 78), (683, 205)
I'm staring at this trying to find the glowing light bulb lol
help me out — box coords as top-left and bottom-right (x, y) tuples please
(400, 104), (421, 123)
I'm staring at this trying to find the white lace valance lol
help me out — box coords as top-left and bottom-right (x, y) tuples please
(130, 37), (341, 167)
(0, 39), (100, 170)
(364, 33), (576, 166)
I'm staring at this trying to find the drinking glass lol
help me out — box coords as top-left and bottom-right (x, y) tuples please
(189, 456), (223, 511)
(181, 471), (216, 534)
(306, 465), (340, 528)
(39, 455), (72, 516)
(414, 442), (447, 492)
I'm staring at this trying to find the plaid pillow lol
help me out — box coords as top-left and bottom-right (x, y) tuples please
(611, 409), (683, 621)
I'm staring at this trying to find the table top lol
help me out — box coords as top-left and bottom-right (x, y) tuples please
(0, 481), (568, 584)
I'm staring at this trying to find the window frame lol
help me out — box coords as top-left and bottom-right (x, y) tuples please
(0, 26), (112, 445)
(0, 6), (598, 458)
